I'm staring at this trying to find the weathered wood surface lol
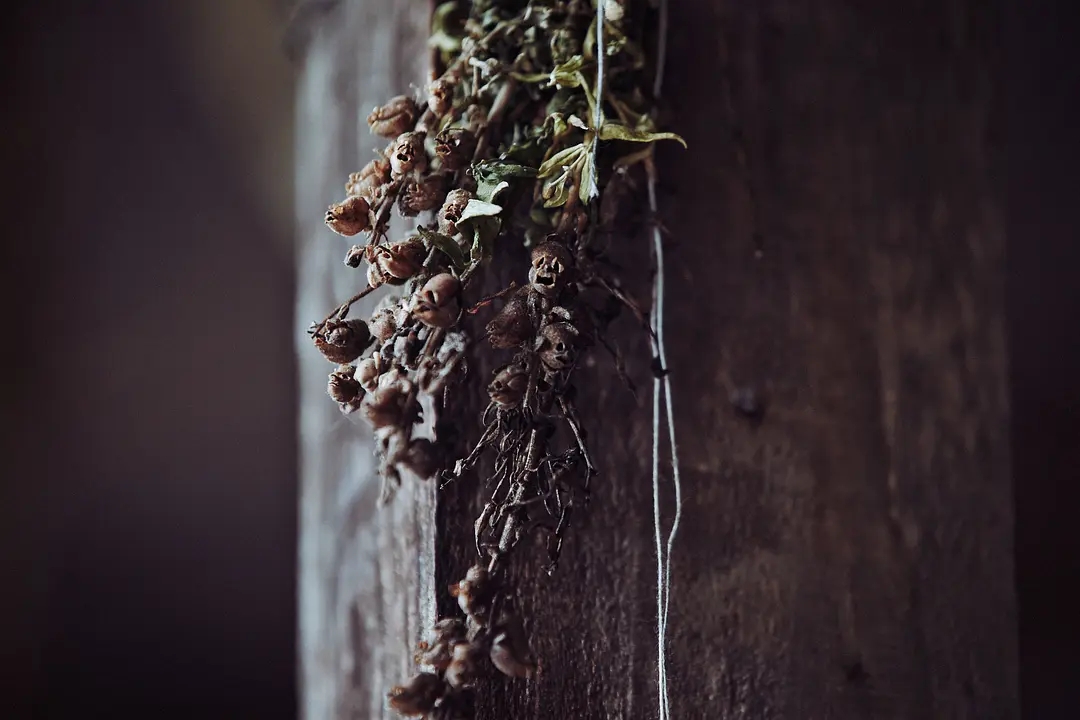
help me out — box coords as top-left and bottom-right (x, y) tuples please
(298, 1), (1016, 719)
(295, 3), (435, 719)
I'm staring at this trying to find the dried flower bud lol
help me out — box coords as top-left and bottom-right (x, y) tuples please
(368, 305), (399, 344)
(390, 131), (427, 178)
(344, 244), (366, 268)
(434, 128), (477, 171)
(355, 355), (382, 392)
(401, 438), (441, 479)
(427, 78), (454, 117)
(360, 381), (418, 430)
(313, 318), (372, 364)
(327, 365), (364, 413)
(374, 238), (426, 282)
(387, 672), (445, 716)
(368, 95), (418, 138)
(444, 642), (484, 690)
(324, 195), (371, 237)
(437, 188), (472, 236)
(398, 173), (447, 216)
(488, 361), (529, 407)
(489, 613), (536, 678)
(412, 273), (461, 329)
(486, 290), (535, 349)
(415, 618), (465, 671)
(536, 321), (580, 372)
(346, 157), (391, 197)
(367, 262), (388, 290)
(449, 565), (492, 624)
(529, 241), (574, 298)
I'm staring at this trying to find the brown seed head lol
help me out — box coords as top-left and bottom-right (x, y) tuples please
(444, 642), (484, 690)
(486, 289), (535, 349)
(487, 361), (529, 407)
(359, 382), (418, 430)
(386, 671), (445, 716)
(536, 321), (580, 372)
(390, 131), (427, 178)
(398, 173), (447, 216)
(327, 365), (364, 410)
(434, 127), (477, 171)
(437, 188), (472, 236)
(427, 78), (454, 117)
(529, 241), (574, 298)
(324, 195), (371, 237)
(367, 95), (418, 138)
(412, 273), (461, 329)
(374, 238), (426, 281)
(313, 318), (372, 364)
(401, 437), (441, 479)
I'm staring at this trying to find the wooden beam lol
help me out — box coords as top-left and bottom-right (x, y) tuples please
(296, 1), (1017, 718)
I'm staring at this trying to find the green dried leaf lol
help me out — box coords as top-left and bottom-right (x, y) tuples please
(542, 167), (574, 208)
(473, 160), (537, 203)
(418, 227), (467, 270)
(597, 123), (687, 148)
(468, 216), (501, 262)
(580, 153), (597, 204)
(458, 198), (503, 223)
(537, 143), (585, 179)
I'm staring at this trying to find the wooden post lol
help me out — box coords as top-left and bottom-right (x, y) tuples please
(297, 1), (1017, 718)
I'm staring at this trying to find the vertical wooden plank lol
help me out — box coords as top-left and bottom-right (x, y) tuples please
(295, 1), (1016, 718)
(294, 2), (432, 719)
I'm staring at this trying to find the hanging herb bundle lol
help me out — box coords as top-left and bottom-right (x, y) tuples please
(308, 0), (682, 715)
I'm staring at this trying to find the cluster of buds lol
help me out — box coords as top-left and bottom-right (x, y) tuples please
(309, 0), (682, 714)
(389, 565), (535, 718)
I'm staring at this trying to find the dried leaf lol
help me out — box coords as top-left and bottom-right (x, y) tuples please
(458, 198), (503, 223)
(537, 144), (585, 179)
(418, 227), (468, 271)
(473, 160), (537, 203)
(597, 122), (687, 148)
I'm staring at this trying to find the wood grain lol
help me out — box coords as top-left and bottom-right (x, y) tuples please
(297, 1), (1017, 718)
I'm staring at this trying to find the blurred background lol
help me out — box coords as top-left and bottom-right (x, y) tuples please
(1, 0), (1077, 718)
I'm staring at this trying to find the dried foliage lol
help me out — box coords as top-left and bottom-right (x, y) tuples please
(306, 0), (682, 714)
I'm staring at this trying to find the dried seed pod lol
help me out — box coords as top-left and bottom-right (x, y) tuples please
(387, 672), (445, 716)
(528, 241), (574, 298)
(427, 78), (454, 117)
(415, 618), (465, 670)
(313, 318), (372, 364)
(489, 613), (536, 678)
(400, 438), (441, 479)
(434, 127), (477, 171)
(487, 361), (529, 408)
(390, 131), (427, 178)
(398, 173), (447, 216)
(367, 95), (418, 138)
(448, 564), (492, 625)
(535, 320), (580, 372)
(375, 238), (427, 282)
(437, 188), (472, 236)
(412, 273), (461, 329)
(368, 305), (399, 344)
(344, 244), (366, 268)
(367, 262), (389, 290)
(327, 365), (364, 412)
(486, 289), (534, 349)
(346, 157), (391, 198)
(355, 355), (383, 392)
(359, 381), (419, 430)
(444, 642), (485, 690)
(324, 195), (371, 237)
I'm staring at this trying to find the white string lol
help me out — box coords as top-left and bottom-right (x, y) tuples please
(646, 0), (681, 718)
(594, 2), (680, 717)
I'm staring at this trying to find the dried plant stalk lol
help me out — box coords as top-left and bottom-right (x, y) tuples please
(306, 0), (683, 715)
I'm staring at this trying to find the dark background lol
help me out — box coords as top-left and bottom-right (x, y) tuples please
(1, 0), (1076, 717)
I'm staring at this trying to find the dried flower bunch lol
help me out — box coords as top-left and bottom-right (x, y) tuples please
(308, 0), (682, 715)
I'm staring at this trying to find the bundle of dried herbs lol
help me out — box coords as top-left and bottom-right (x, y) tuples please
(308, 0), (682, 715)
